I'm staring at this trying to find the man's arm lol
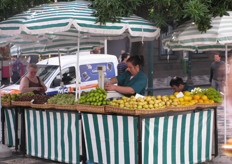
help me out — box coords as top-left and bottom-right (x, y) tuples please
(104, 84), (135, 95)
(110, 77), (118, 84)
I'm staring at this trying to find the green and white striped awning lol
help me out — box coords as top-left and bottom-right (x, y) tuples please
(0, 0), (160, 41)
(162, 11), (232, 51)
(10, 39), (104, 56)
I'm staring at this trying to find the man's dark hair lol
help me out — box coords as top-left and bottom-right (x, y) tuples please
(127, 55), (144, 67)
(214, 53), (221, 58)
(170, 76), (184, 87)
(121, 52), (129, 61)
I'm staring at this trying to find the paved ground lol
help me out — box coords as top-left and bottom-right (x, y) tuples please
(1, 75), (232, 163)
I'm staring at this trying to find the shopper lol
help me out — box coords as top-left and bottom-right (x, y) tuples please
(209, 53), (225, 92)
(12, 56), (23, 83)
(117, 52), (130, 75)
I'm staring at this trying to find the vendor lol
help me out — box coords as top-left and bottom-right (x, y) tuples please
(104, 55), (147, 97)
(169, 76), (194, 92)
(20, 63), (47, 94)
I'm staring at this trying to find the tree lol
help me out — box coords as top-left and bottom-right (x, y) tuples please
(90, 0), (232, 32)
(0, 0), (71, 21)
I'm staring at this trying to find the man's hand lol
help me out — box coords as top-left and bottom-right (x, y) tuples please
(104, 84), (116, 91)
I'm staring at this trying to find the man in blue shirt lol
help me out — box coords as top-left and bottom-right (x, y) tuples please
(105, 55), (147, 97)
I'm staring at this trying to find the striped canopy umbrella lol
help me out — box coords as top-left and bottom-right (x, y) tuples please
(162, 11), (232, 51)
(0, 0), (160, 41)
(10, 39), (104, 56)
(0, 0), (160, 100)
(162, 11), (232, 144)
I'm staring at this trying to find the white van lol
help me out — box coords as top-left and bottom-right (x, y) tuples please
(1, 54), (118, 95)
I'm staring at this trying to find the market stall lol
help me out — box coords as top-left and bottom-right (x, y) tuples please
(81, 107), (217, 164)
(1, 101), (218, 164)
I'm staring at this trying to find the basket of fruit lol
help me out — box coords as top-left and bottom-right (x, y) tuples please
(77, 104), (105, 113)
(55, 104), (77, 110)
(168, 105), (197, 111)
(31, 95), (56, 109)
(196, 103), (221, 108)
(11, 101), (32, 107)
(105, 105), (136, 115)
(46, 93), (77, 110)
(31, 103), (55, 109)
(76, 87), (109, 113)
(1, 101), (11, 107)
(12, 92), (35, 107)
(1, 93), (22, 107)
(135, 108), (169, 115)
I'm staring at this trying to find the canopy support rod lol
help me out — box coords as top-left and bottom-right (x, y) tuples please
(104, 39), (107, 54)
(75, 34), (81, 101)
(58, 49), (64, 93)
(224, 44), (228, 144)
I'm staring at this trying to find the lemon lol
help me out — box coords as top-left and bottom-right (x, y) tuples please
(169, 95), (175, 99)
(184, 91), (191, 96)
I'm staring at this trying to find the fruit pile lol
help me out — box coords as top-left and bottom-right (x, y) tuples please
(78, 87), (110, 106)
(109, 88), (223, 110)
(47, 93), (76, 105)
(32, 95), (54, 104)
(109, 95), (181, 109)
(191, 87), (223, 103)
(2, 92), (35, 102)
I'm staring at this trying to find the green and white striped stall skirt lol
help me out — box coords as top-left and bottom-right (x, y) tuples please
(142, 109), (214, 164)
(82, 109), (215, 164)
(4, 108), (16, 147)
(25, 109), (80, 163)
(82, 114), (138, 164)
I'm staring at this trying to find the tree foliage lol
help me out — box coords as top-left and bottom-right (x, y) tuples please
(0, 0), (70, 21)
(1, 0), (232, 32)
(90, 0), (232, 32)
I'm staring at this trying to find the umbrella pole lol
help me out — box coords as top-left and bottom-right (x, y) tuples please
(75, 36), (81, 101)
(104, 39), (107, 54)
(58, 49), (64, 93)
(224, 44), (228, 144)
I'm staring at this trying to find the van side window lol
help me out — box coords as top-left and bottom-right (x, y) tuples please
(80, 62), (115, 82)
(53, 67), (76, 86)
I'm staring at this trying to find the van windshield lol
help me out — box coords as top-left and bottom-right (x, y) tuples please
(37, 65), (58, 82)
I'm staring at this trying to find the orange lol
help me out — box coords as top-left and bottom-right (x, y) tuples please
(198, 99), (204, 103)
(174, 92), (179, 97)
(201, 95), (208, 101)
(209, 100), (215, 103)
(193, 95), (200, 100)
(204, 100), (210, 103)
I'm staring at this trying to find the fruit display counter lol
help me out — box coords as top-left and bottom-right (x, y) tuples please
(1, 87), (220, 164)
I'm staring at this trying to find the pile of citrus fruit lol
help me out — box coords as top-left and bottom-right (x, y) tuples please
(109, 87), (222, 110)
